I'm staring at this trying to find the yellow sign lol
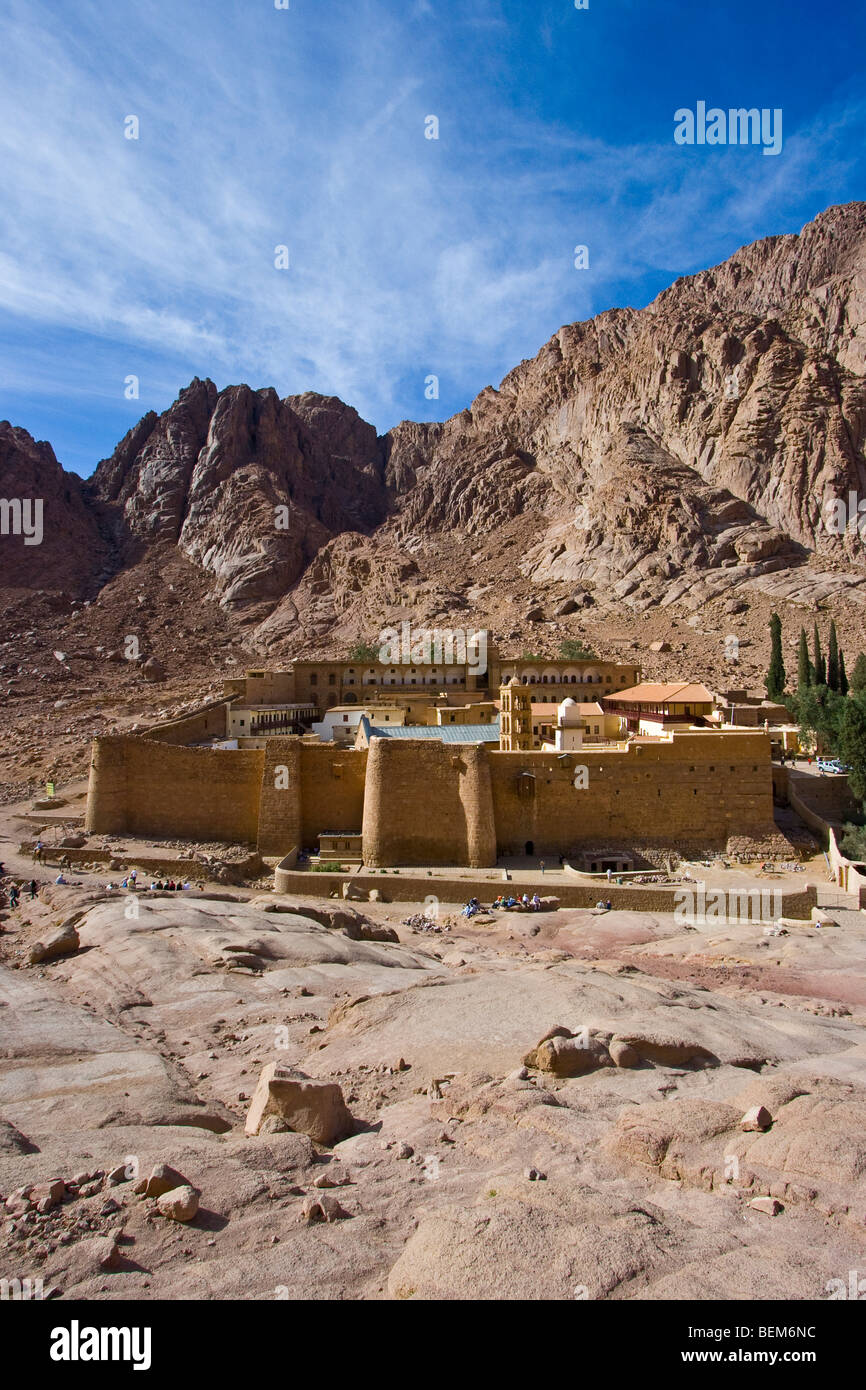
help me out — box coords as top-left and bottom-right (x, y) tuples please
(46, 782), (54, 797)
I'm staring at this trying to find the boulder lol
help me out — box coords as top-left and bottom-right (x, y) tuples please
(245, 1064), (354, 1145)
(526, 1031), (612, 1077)
(133, 1163), (191, 1198)
(609, 1038), (640, 1068)
(90, 1233), (123, 1271)
(157, 1185), (200, 1222)
(740, 1105), (772, 1132)
(29, 922), (80, 964)
(141, 657), (166, 681)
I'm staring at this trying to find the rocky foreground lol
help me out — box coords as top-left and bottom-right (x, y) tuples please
(1, 885), (865, 1300)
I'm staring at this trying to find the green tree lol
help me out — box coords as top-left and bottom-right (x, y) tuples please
(850, 653), (866, 694)
(558, 639), (598, 660)
(765, 613), (785, 699)
(796, 628), (813, 690)
(840, 820), (866, 862)
(828, 619), (840, 692)
(347, 641), (380, 663)
(838, 696), (866, 803)
(812, 624), (826, 686)
(840, 649), (849, 697)
(795, 684), (847, 755)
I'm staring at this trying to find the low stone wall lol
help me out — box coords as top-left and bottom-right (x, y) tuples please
(19, 834), (264, 878)
(136, 697), (231, 746)
(271, 866), (816, 919)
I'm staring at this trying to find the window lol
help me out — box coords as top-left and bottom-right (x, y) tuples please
(343, 715), (349, 723)
(329, 674), (336, 685)
(310, 674), (317, 686)
(606, 676), (611, 683)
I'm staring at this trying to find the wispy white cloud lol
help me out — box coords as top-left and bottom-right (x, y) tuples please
(0, 0), (863, 469)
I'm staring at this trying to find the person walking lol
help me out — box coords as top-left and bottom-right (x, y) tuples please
(540, 859), (545, 875)
(29, 879), (38, 899)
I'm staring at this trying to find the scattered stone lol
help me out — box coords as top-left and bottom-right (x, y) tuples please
(5, 1193), (32, 1216)
(30, 1179), (65, 1210)
(299, 1193), (349, 1224)
(749, 1197), (783, 1216)
(396, 1142), (414, 1159)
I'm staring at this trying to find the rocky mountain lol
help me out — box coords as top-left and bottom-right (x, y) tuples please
(3, 202), (866, 741)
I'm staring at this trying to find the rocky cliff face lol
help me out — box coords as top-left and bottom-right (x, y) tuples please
(4, 201), (866, 676)
(0, 423), (108, 597)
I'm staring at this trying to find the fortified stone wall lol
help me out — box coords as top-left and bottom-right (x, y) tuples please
(299, 743), (368, 848)
(362, 739), (496, 867)
(490, 732), (773, 855)
(254, 738), (369, 858)
(85, 736), (263, 843)
(85, 729), (775, 866)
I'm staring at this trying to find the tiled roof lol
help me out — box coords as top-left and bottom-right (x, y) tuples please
(608, 682), (714, 704)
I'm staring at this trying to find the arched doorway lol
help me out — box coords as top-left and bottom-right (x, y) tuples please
(525, 840), (534, 856)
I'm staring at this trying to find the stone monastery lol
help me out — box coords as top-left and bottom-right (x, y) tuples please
(85, 646), (776, 868)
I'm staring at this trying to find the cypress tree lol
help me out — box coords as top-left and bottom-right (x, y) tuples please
(828, 619), (840, 691)
(840, 649), (849, 696)
(839, 697), (866, 803)
(797, 628), (812, 690)
(852, 654), (866, 695)
(813, 624), (827, 686)
(766, 613), (785, 699)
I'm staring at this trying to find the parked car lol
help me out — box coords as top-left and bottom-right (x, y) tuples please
(817, 758), (845, 774)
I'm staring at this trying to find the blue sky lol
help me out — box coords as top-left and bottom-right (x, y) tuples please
(1, 0), (864, 477)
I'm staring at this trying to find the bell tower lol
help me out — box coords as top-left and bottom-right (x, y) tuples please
(499, 677), (533, 751)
